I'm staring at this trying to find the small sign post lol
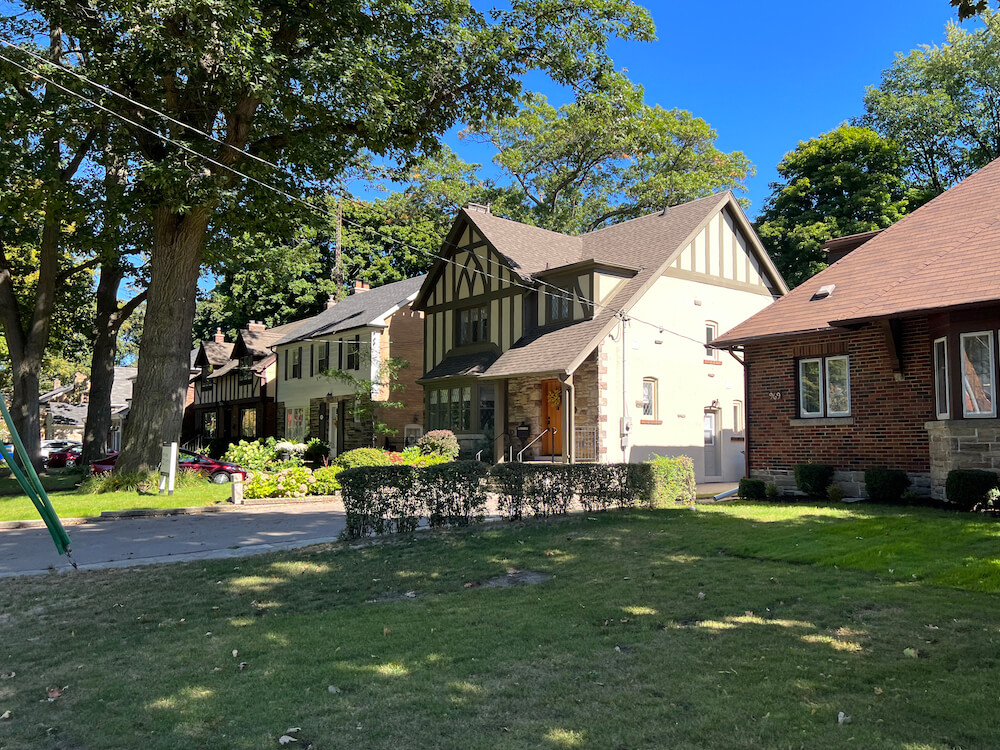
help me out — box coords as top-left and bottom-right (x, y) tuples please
(159, 441), (178, 496)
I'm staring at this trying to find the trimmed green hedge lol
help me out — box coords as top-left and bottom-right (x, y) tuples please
(647, 455), (696, 506)
(738, 478), (766, 501)
(864, 468), (911, 503)
(339, 461), (664, 539)
(794, 464), (835, 497)
(946, 469), (1000, 511)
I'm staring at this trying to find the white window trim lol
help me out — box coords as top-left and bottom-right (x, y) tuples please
(705, 321), (719, 360)
(733, 400), (744, 435)
(642, 377), (658, 420)
(961, 331), (996, 418)
(934, 337), (950, 419)
(825, 355), (851, 417)
(798, 358), (824, 417)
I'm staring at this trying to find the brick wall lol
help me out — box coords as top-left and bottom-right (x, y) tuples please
(379, 305), (424, 447)
(745, 319), (934, 490)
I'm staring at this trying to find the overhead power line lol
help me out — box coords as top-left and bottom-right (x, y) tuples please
(0, 36), (718, 350)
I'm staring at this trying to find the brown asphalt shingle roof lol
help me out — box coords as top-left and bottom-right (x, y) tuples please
(483, 193), (742, 378)
(461, 211), (583, 278)
(714, 156), (1000, 347)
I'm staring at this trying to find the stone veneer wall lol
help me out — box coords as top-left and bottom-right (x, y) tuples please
(507, 375), (544, 458)
(925, 419), (1000, 500)
(573, 351), (605, 461)
(752, 468), (931, 500)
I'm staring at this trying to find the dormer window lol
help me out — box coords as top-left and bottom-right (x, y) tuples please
(457, 305), (489, 345)
(201, 364), (213, 391)
(549, 289), (572, 323)
(239, 355), (253, 384)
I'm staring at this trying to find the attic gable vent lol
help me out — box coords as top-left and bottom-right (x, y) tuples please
(811, 284), (836, 301)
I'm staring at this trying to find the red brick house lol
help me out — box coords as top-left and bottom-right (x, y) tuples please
(714, 157), (1000, 500)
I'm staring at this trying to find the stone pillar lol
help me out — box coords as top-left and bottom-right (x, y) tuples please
(561, 372), (574, 464)
(494, 379), (507, 463)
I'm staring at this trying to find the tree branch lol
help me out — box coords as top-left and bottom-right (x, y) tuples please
(60, 125), (102, 182)
(55, 256), (101, 285)
(116, 289), (147, 321)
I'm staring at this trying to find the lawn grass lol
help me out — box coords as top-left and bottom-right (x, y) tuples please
(2, 501), (999, 748)
(0, 471), (84, 496)
(0, 483), (232, 522)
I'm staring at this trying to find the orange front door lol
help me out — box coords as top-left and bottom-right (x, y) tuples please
(541, 379), (563, 455)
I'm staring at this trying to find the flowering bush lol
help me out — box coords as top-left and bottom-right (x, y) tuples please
(244, 465), (317, 499)
(416, 430), (460, 459)
(275, 441), (308, 455)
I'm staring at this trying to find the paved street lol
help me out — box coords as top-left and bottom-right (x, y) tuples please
(0, 502), (347, 578)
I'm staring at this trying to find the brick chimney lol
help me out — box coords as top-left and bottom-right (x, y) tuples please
(247, 320), (266, 333)
(353, 279), (370, 293)
(214, 327), (226, 343)
(52, 377), (61, 389)
(466, 202), (492, 214)
(325, 295), (338, 310)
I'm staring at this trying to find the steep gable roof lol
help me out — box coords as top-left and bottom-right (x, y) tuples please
(236, 320), (305, 359)
(274, 275), (425, 347)
(481, 193), (784, 378)
(715, 156), (1000, 347)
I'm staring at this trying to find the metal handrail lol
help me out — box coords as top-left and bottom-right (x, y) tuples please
(476, 432), (511, 462)
(517, 428), (557, 462)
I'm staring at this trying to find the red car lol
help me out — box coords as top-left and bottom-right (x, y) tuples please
(45, 446), (82, 469)
(90, 450), (246, 483)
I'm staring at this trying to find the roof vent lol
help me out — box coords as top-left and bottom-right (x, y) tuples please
(811, 284), (835, 301)
(466, 202), (491, 214)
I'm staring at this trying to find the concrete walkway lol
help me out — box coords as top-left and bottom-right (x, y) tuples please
(0, 501), (346, 578)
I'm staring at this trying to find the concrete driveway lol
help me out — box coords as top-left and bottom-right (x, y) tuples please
(0, 502), (347, 578)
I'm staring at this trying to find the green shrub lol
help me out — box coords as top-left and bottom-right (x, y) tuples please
(339, 466), (422, 537)
(244, 466), (316, 500)
(310, 466), (342, 495)
(945, 469), (1000, 511)
(79, 468), (203, 494)
(864, 468), (911, 503)
(765, 482), (780, 500)
(223, 438), (280, 472)
(423, 461), (489, 528)
(417, 430), (460, 459)
(490, 463), (652, 519)
(738, 478), (766, 501)
(334, 447), (393, 469)
(397, 445), (452, 467)
(794, 464), (835, 497)
(646, 455), (696, 506)
(826, 483), (845, 502)
(305, 437), (329, 456)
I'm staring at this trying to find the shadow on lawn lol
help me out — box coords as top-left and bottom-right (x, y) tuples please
(7, 505), (1000, 748)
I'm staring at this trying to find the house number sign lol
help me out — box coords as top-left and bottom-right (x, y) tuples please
(768, 392), (781, 401)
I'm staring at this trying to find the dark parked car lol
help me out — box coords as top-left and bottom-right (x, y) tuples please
(45, 446), (82, 469)
(90, 450), (245, 483)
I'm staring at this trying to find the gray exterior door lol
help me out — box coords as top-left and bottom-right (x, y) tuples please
(703, 410), (721, 478)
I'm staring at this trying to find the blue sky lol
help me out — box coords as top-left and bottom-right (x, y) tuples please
(454, 0), (973, 219)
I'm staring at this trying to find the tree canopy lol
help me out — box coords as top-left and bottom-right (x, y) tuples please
(754, 125), (914, 287)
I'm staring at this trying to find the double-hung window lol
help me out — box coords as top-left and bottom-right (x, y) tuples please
(705, 322), (719, 360)
(961, 331), (995, 417)
(933, 337), (950, 419)
(641, 378), (658, 419)
(238, 355), (253, 384)
(291, 348), (302, 379)
(346, 336), (361, 370)
(549, 290), (572, 323)
(798, 355), (851, 418)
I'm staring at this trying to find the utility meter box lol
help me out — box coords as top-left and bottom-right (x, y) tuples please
(620, 417), (633, 437)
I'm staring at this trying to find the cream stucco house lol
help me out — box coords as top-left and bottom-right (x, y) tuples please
(271, 277), (426, 455)
(413, 194), (787, 482)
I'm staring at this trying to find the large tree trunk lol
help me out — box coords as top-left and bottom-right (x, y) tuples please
(80, 264), (123, 464)
(9, 364), (42, 472)
(116, 206), (210, 473)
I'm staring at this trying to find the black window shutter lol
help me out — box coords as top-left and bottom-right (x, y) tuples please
(338, 339), (343, 370)
(297, 346), (303, 378)
(355, 334), (361, 369)
(284, 348), (288, 380)
(325, 341), (330, 370)
(310, 344), (314, 377)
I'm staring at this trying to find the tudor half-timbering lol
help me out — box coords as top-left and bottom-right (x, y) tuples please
(414, 196), (787, 481)
(189, 320), (301, 447)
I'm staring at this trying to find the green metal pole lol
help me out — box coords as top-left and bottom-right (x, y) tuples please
(0, 400), (71, 555)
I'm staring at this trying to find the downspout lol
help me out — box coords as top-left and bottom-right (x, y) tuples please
(727, 347), (749, 479)
(560, 372), (574, 464)
(621, 313), (629, 462)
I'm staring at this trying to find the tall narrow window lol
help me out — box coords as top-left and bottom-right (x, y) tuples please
(549, 289), (572, 323)
(239, 355), (253, 384)
(733, 400), (744, 435)
(346, 336), (361, 370)
(825, 356), (851, 416)
(962, 331), (995, 417)
(934, 337), (950, 419)
(641, 378), (658, 419)
(291, 347), (302, 379)
(240, 408), (257, 438)
(798, 358), (823, 417)
(705, 322), (719, 360)
(457, 305), (489, 345)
